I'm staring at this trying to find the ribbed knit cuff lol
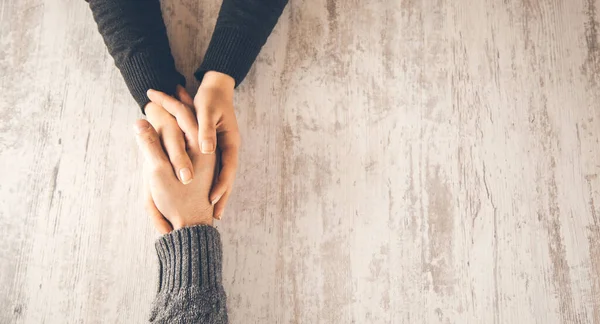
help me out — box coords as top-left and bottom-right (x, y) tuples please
(155, 225), (222, 294)
(119, 51), (186, 114)
(195, 27), (263, 87)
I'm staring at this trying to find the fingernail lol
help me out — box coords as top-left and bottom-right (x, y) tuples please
(215, 212), (223, 220)
(147, 89), (156, 97)
(201, 141), (215, 154)
(179, 168), (192, 184)
(134, 122), (150, 134)
(211, 194), (222, 205)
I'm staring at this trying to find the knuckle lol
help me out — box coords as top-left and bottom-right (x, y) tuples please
(148, 161), (169, 174)
(146, 157), (170, 172)
(140, 132), (159, 145)
(162, 127), (184, 144)
(164, 137), (186, 154)
(169, 151), (190, 165)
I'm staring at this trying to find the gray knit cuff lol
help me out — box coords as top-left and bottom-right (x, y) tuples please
(155, 225), (222, 294)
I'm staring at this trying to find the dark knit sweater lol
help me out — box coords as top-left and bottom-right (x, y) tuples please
(86, 0), (288, 112)
(150, 225), (228, 323)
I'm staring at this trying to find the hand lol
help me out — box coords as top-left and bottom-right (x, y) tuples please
(134, 119), (216, 233)
(144, 86), (197, 185)
(194, 72), (240, 220)
(148, 71), (240, 220)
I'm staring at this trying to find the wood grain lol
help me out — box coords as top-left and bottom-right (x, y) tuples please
(0, 0), (598, 323)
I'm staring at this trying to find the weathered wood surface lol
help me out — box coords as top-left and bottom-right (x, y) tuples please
(1, 0), (599, 323)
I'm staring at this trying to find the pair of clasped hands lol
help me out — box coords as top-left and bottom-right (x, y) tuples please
(133, 71), (240, 234)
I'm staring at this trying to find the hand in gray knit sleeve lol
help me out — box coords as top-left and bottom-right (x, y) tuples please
(133, 119), (228, 323)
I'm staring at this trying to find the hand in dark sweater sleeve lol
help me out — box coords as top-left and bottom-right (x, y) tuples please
(195, 0), (289, 86)
(150, 225), (228, 323)
(86, 0), (185, 111)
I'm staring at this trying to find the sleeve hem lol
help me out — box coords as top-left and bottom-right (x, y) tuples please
(155, 225), (223, 295)
(120, 52), (186, 114)
(195, 27), (263, 88)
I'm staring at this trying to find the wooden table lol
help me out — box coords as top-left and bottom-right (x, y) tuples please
(0, 0), (598, 322)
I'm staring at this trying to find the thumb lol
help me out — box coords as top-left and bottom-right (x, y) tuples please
(133, 119), (169, 170)
(197, 114), (217, 154)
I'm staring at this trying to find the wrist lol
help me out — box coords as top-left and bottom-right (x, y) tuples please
(173, 219), (213, 231)
(199, 71), (235, 92)
(171, 212), (214, 230)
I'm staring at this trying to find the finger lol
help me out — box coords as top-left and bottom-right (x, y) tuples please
(147, 89), (199, 148)
(209, 141), (238, 205)
(213, 189), (231, 220)
(196, 115), (217, 154)
(145, 185), (173, 234)
(175, 85), (194, 107)
(134, 119), (169, 171)
(162, 122), (195, 184)
(195, 103), (219, 154)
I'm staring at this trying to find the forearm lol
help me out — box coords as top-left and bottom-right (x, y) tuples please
(150, 225), (228, 323)
(196, 0), (289, 86)
(86, 0), (185, 111)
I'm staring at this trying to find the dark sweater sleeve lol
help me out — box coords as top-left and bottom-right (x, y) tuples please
(86, 0), (185, 112)
(195, 0), (288, 87)
(150, 225), (228, 323)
